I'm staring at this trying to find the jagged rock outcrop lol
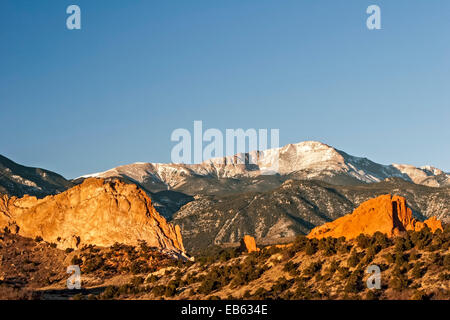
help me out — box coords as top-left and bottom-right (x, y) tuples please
(0, 178), (185, 252)
(307, 194), (443, 239)
(240, 235), (259, 253)
(0, 154), (73, 198)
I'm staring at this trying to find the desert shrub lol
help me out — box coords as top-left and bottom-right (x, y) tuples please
(283, 261), (300, 276)
(347, 250), (362, 268)
(360, 247), (377, 265)
(408, 251), (420, 261)
(430, 253), (443, 266)
(34, 236), (43, 242)
(197, 265), (237, 293)
(338, 242), (352, 254)
(252, 287), (269, 300)
(411, 290), (428, 300)
(281, 248), (296, 261)
(219, 247), (240, 262)
(195, 246), (240, 265)
(326, 260), (340, 275)
(338, 266), (351, 279)
(72, 293), (84, 300)
(270, 277), (294, 296)
(71, 255), (82, 265)
(356, 234), (370, 249)
(444, 255), (450, 270)
(261, 246), (282, 259)
(394, 237), (413, 252)
(372, 232), (390, 248)
(117, 283), (139, 296)
(344, 269), (363, 294)
(198, 278), (221, 295)
(231, 259), (267, 287)
(318, 237), (338, 256)
(130, 260), (150, 274)
(411, 263), (425, 278)
(413, 228), (433, 249)
(130, 276), (144, 287)
(243, 290), (251, 299)
(292, 235), (309, 252)
(151, 285), (166, 297)
(65, 248), (74, 254)
(146, 274), (160, 283)
(390, 274), (408, 291)
(83, 256), (105, 273)
(439, 273), (450, 281)
(394, 253), (408, 266)
(305, 241), (317, 256)
(382, 253), (395, 264)
(365, 290), (380, 300)
(164, 283), (177, 297)
(293, 281), (314, 300)
(184, 273), (200, 285)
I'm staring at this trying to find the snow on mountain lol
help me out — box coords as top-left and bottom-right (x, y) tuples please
(78, 141), (450, 189)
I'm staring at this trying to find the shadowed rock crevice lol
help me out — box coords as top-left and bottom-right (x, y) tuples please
(0, 178), (185, 253)
(308, 194), (443, 239)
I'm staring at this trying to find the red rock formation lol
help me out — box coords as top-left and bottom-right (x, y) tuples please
(240, 235), (259, 253)
(0, 178), (185, 252)
(308, 194), (443, 240)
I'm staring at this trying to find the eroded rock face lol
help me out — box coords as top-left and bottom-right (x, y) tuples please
(240, 235), (259, 253)
(0, 178), (185, 252)
(307, 194), (443, 239)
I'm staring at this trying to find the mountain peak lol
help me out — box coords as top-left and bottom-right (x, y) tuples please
(77, 140), (449, 189)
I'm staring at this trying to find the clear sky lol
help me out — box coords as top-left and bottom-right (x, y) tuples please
(1, 0), (449, 178)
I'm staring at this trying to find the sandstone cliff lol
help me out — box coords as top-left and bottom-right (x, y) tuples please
(307, 194), (443, 239)
(0, 178), (185, 252)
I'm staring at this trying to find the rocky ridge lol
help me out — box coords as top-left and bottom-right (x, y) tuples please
(0, 178), (185, 253)
(307, 195), (443, 240)
(79, 141), (450, 189)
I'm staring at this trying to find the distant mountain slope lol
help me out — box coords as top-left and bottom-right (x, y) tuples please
(79, 141), (450, 191)
(172, 178), (450, 251)
(0, 154), (73, 197)
(0, 178), (186, 254)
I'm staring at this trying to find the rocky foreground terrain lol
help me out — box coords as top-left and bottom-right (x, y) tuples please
(0, 195), (448, 300)
(1, 223), (448, 300)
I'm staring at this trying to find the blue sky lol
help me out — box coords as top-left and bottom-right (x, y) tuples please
(1, 0), (449, 178)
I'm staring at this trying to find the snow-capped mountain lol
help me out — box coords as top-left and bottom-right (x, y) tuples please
(79, 141), (449, 190)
